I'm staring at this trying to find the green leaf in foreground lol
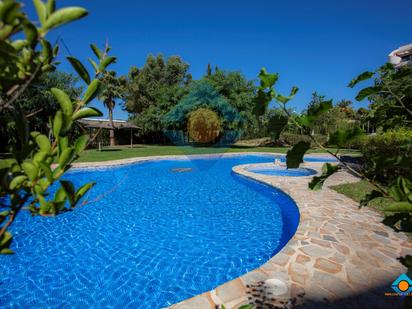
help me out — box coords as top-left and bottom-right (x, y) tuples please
(307, 100), (333, 121)
(309, 163), (340, 190)
(74, 182), (95, 203)
(74, 135), (89, 154)
(44, 7), (88, 31)
(60, 180), (75, 206)
(35, 134), (51, 152)
(90, 43), (102, 60)
(67, 56), (91, 84)
(83, 79), (102, 104)
(387, 176), (412, 202)
(355, 86), (380, 101)
(0, 211), (10, 224)
(328, 126), (364, 148)
(383, 202), (412, 213)
(258, 68), (278, 88)
(58, 147), (74, 168)
(286, 141), (310, 168)
(253, 89), (272, 116)
(274, 86), (299, 104)
(239, 304), (253, 309)
(46, 0), (56, 15)
(21, 161), (38, 180)
(360, 189), (383, 207)
(98, 56), (116, 72)
(50, 88), (73, 115)
(0, 248), (14, 254)
(348, 71), (374, 88)
(0, 231), (13, 253)
(238, 305), (254, 309)
(54, 186), (67, 203)
(9, 175), (27, 190)
(72, 107), (102, 120)
(23, 21), (38, 47)
(267, 114), (288, 140)
(33, 0), (47, 26)
(88, 57), (99, 72)
(53, 111), (63, 137)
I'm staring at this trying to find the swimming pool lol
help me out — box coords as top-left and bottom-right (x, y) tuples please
(0, 154), (312, 308)
(248, 166), (317, 177)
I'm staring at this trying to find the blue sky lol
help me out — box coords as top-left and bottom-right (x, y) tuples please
(22, 0), (412, 120)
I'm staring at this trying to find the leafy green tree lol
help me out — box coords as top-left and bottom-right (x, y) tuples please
(355, 107), (376, 133)
(164, 80), (241, 129)
(124, 54), (192, 142)
(0, 71), (82, 151)
(352, 64), (412, 130)
(302, 93), (357, 137)
(304, 92), (330, 135)
(306, 91), (326, 111)
(336, 99), (355, 118)
(164, 80), (243, 145)
(204, 69), (257, 138)
(0, 0), (117, 254)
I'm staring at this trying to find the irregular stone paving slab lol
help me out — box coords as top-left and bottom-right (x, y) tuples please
(71, 153), (410, 308)
(169, 159), (410, 309)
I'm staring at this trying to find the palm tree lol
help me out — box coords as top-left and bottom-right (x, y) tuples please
(88, 41), (121, 146)
(98, 71), (126, 146)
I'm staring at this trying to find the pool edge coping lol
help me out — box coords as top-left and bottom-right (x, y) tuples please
(70, 152), (335, 170)
(168, 161), (410, 309)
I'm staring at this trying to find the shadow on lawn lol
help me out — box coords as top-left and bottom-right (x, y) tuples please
(97, 149), (122, 152)
(241, 280), (404, 309)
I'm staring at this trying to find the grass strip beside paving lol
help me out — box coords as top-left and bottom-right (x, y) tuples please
(330, 180), (391, 211)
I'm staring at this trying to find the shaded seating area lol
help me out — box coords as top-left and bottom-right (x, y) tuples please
(78, 118), (140, 149)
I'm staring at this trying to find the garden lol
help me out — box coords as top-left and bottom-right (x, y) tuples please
(0, 1), (411, 308)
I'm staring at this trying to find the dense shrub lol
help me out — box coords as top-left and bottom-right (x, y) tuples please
(360, 128), (412, 183)
(187, 108), (221, 144)
(280, 132), (328, 147)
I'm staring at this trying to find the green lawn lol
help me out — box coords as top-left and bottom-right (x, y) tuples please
(77, 144), (360, 163)
(330, 180), (391, 211)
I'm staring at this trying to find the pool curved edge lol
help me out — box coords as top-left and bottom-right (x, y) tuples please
(231, 171), (300, 258)
(167, 162), (318, 309)
(169, 161), (409, 309)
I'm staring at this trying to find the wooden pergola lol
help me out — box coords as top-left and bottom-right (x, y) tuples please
(78, 118), (140, 149)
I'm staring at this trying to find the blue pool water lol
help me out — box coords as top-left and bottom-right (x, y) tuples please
(248, 167), (317, 177)
(0, 154), (321, 308)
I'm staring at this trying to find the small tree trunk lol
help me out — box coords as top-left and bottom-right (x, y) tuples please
(108, 107), (116, 146)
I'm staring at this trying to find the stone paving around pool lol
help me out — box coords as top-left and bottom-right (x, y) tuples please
(72, 153), (411, 308)
(169, 160), (411, 309)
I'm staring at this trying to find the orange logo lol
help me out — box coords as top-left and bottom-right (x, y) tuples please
(390, 274), (412, 296)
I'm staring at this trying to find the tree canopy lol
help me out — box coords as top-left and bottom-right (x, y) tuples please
(124, 54), (192, 142)
(366, 65), (412, 130)
(164, 80), (242, 129)
(203, 68), (258, 137)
